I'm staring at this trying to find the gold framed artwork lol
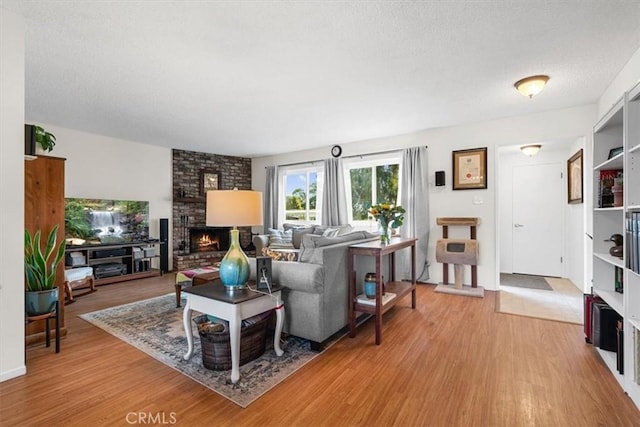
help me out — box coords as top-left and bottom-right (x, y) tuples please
(567, 149), (583, 204)
(200, 170), (219, 196)
(452, 147), (487, 190)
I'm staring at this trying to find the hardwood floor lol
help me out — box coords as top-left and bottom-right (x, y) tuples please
(1, 275), (639, 426)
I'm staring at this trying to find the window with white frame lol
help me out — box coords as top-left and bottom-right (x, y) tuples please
(343, 154), (402, 228)
(278, 165), (323, 226)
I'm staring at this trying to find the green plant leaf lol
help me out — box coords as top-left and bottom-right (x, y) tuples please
(25, 226), (65, 291)
(43, 224), (58, 260)
(34, 125), (56, 152)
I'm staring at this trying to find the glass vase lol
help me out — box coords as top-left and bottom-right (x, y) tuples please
(379, 223), (391, 244)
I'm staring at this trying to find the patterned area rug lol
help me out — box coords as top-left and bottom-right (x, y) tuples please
(80, 294), (330, 408)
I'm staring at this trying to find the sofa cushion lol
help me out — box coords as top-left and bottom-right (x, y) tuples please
(289, 224), (352, 248)
(299, 231), (377, 263)
(283, 223), (309, 232)
(292, 227), (314, 249)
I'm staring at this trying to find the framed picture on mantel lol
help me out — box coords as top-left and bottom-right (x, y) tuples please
(201, 170), (219, 196)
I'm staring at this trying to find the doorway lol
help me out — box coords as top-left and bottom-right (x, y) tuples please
(497, 142), (585, 323)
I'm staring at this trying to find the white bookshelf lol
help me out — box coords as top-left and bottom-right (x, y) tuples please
(591, 81), (640, 410)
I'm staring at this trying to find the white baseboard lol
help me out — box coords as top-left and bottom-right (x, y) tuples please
(0, 365), (26, 382)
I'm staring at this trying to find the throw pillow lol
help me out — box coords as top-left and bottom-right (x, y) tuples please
(292, 227), (313, 249)
(336, 224), (354, 235)
(267, 228), (293, 248)
(262, 247), (299, 262)
(321, 227), (340, 237)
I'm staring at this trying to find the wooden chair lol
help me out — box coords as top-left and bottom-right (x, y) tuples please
(64, 267), (96, 304)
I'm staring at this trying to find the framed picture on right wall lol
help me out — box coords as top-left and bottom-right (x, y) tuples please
(567, 148), (583, 204)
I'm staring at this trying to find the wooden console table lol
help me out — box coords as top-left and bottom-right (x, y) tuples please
(348, 237), (417, 345)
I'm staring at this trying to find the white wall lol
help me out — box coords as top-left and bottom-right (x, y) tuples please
(39, 125), (174, 270)
(598, 46), (640, 117)
(252, 105), (596, 290)
(0, 8), (27, 382)
(565, 137), (587, 291)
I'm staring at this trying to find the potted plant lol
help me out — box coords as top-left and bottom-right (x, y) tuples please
(25, 124), (57, 155)
(25, 224), (66, 315)
(34, 125), (57, 152)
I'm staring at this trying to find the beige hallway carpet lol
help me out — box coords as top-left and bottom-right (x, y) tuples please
(497, 277), (583, 325)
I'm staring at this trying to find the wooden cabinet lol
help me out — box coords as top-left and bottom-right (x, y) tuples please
(24, 155), (66, 345)
(348, 237), (417, 345)
(66, 241), (163, 286)
(591, 81), (640, 409)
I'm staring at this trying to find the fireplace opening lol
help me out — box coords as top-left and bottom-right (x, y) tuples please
(189, 227), (231, 253)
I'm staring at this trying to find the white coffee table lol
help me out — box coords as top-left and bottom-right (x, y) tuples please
(182, 282), (284, 384)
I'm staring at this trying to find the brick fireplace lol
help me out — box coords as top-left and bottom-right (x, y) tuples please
(189, 227), (230, 253)
(172, 149), (254, 270)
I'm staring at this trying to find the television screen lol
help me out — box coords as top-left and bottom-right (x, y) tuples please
(65, 198), (149, 245)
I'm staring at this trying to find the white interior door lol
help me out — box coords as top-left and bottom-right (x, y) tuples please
(512, 163), (563, 277)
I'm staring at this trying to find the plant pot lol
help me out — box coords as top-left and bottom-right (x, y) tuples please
(26, 288), (59, 316)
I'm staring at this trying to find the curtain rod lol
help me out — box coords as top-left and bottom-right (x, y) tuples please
(266, 146), (428, 169)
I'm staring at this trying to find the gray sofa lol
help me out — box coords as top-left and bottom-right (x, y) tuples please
(252, 223), (354, 257)
(249, 230), (380, 349)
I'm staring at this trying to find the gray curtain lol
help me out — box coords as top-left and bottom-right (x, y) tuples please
(399, 146), (430, 281)
(321, 157), (349, 226)
(264, 166), (278, 230)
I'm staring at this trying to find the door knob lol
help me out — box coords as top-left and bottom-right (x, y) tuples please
(514, 224), (524, 228)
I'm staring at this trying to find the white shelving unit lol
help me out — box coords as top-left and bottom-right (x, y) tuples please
(591, 81), (640, 409)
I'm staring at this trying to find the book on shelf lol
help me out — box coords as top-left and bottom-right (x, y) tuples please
(598, 169), (622, 208)
(635, 327), (640, 384)
(616, 320), (624, 374)
(628, 210), (640, 274)
(614, 266), (624, 293)
(356, 292), (396, 306)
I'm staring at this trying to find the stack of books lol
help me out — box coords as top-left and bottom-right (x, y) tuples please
(598, 169), (622, 208)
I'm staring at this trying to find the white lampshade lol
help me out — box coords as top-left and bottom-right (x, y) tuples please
(514, 75), (549, 98)
(206, 189), (263, 227)
(520, 144), (542, 156)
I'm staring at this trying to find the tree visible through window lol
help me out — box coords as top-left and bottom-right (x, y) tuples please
(284, 171), (317, 221)
(349, 163), (399, 221)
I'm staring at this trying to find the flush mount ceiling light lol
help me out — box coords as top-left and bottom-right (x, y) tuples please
(514, 75), (550, 98)
(521, 144), (542, 156)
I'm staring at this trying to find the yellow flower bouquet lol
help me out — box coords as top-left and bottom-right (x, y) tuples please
(368, 203), (405, 243)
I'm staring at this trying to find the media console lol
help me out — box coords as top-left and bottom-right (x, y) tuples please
(65, 241), (163, 286)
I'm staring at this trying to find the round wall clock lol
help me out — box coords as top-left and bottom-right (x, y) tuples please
(331, 145), (342, 158)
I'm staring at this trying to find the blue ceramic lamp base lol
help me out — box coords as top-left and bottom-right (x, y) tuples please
(219, 229), (250, 290)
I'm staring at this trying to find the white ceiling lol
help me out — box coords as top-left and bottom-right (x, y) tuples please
(2, 1), (639, 158)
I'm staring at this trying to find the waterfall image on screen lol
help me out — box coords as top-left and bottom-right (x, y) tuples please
(65, 198), (149, 245)
(90, 210), (123, 238)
